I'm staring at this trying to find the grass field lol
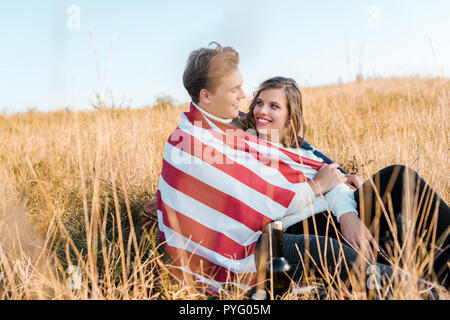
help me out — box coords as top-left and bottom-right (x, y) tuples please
(0, 77), (448, 299)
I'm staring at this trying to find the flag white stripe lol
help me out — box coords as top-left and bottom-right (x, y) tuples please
(164, 142), (289, 220)
(178, 113), (299, 191)
(174, 265), (251, 291)
(158, 210), (257, 273)
(158, 176), (261, 246)
(244, 140), (321, 179)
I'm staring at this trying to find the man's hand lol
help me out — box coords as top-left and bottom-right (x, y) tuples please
(339, 212), (380, 262)
(344, 174), (364, 190)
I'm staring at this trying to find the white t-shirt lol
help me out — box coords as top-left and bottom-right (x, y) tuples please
(271, 142), (358, 230)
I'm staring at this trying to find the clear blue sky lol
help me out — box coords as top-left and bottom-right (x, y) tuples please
(1, 0), (449, 113)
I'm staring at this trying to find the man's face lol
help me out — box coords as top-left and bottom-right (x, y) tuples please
(201, 68), (246, 119)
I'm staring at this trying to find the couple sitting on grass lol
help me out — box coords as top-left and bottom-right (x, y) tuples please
(152, 42), (449, 298)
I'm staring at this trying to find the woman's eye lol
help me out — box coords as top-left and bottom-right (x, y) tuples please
(256, 101), (262, 105)
(271, 104), (279, 109)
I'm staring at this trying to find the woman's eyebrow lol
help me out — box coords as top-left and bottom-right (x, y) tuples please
(257, 98), (280, 104)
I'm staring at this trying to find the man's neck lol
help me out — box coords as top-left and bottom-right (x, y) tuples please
(192, 101), (233, 124)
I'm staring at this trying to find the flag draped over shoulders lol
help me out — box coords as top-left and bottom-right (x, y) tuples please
(156, 103), (325, 289)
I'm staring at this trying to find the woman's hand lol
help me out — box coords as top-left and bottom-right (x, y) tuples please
(344, 174), (364, 190)
(308, 163), (347, 196)
(339, 212), (380, 262)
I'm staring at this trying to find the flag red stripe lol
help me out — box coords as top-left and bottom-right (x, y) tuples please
(184, 103), (323, 182)
(158, 230), (236, 283)
(183, 104), (307, 183)
(157, 191), (257, 260)
(277, 146), (325, 168)
(167, 129), (296, 208)
(161, 159), (272, 231)
(158, 233), (256, 284)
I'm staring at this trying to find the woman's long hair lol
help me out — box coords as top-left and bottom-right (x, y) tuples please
(239, 77), (307, 148)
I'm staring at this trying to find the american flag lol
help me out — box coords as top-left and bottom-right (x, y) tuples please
(157, 103), (326, 290)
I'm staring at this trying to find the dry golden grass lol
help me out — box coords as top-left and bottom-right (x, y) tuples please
(0, 77), (448, 299)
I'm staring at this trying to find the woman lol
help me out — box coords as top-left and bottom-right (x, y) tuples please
(239, 76), (450, 293)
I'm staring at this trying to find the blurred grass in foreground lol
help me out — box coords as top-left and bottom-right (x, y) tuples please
(0, 77), (448, 299)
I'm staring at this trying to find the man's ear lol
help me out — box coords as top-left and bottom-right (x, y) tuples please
(199, 88), (211, 104)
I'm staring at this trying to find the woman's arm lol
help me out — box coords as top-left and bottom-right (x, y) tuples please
(325, 182), (380, 262)
(339, 211), (380, 261)
(284, 162), (347, 216)
(324, 183), (358, 222)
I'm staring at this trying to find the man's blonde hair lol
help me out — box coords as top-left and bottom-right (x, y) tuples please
(183, 42), (240, 103)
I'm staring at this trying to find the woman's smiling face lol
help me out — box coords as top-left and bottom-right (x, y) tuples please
(252, 88), (289, 142)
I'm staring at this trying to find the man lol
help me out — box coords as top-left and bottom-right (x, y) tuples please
(181, 42), (246, 127)
(150, 42), (367, 291)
